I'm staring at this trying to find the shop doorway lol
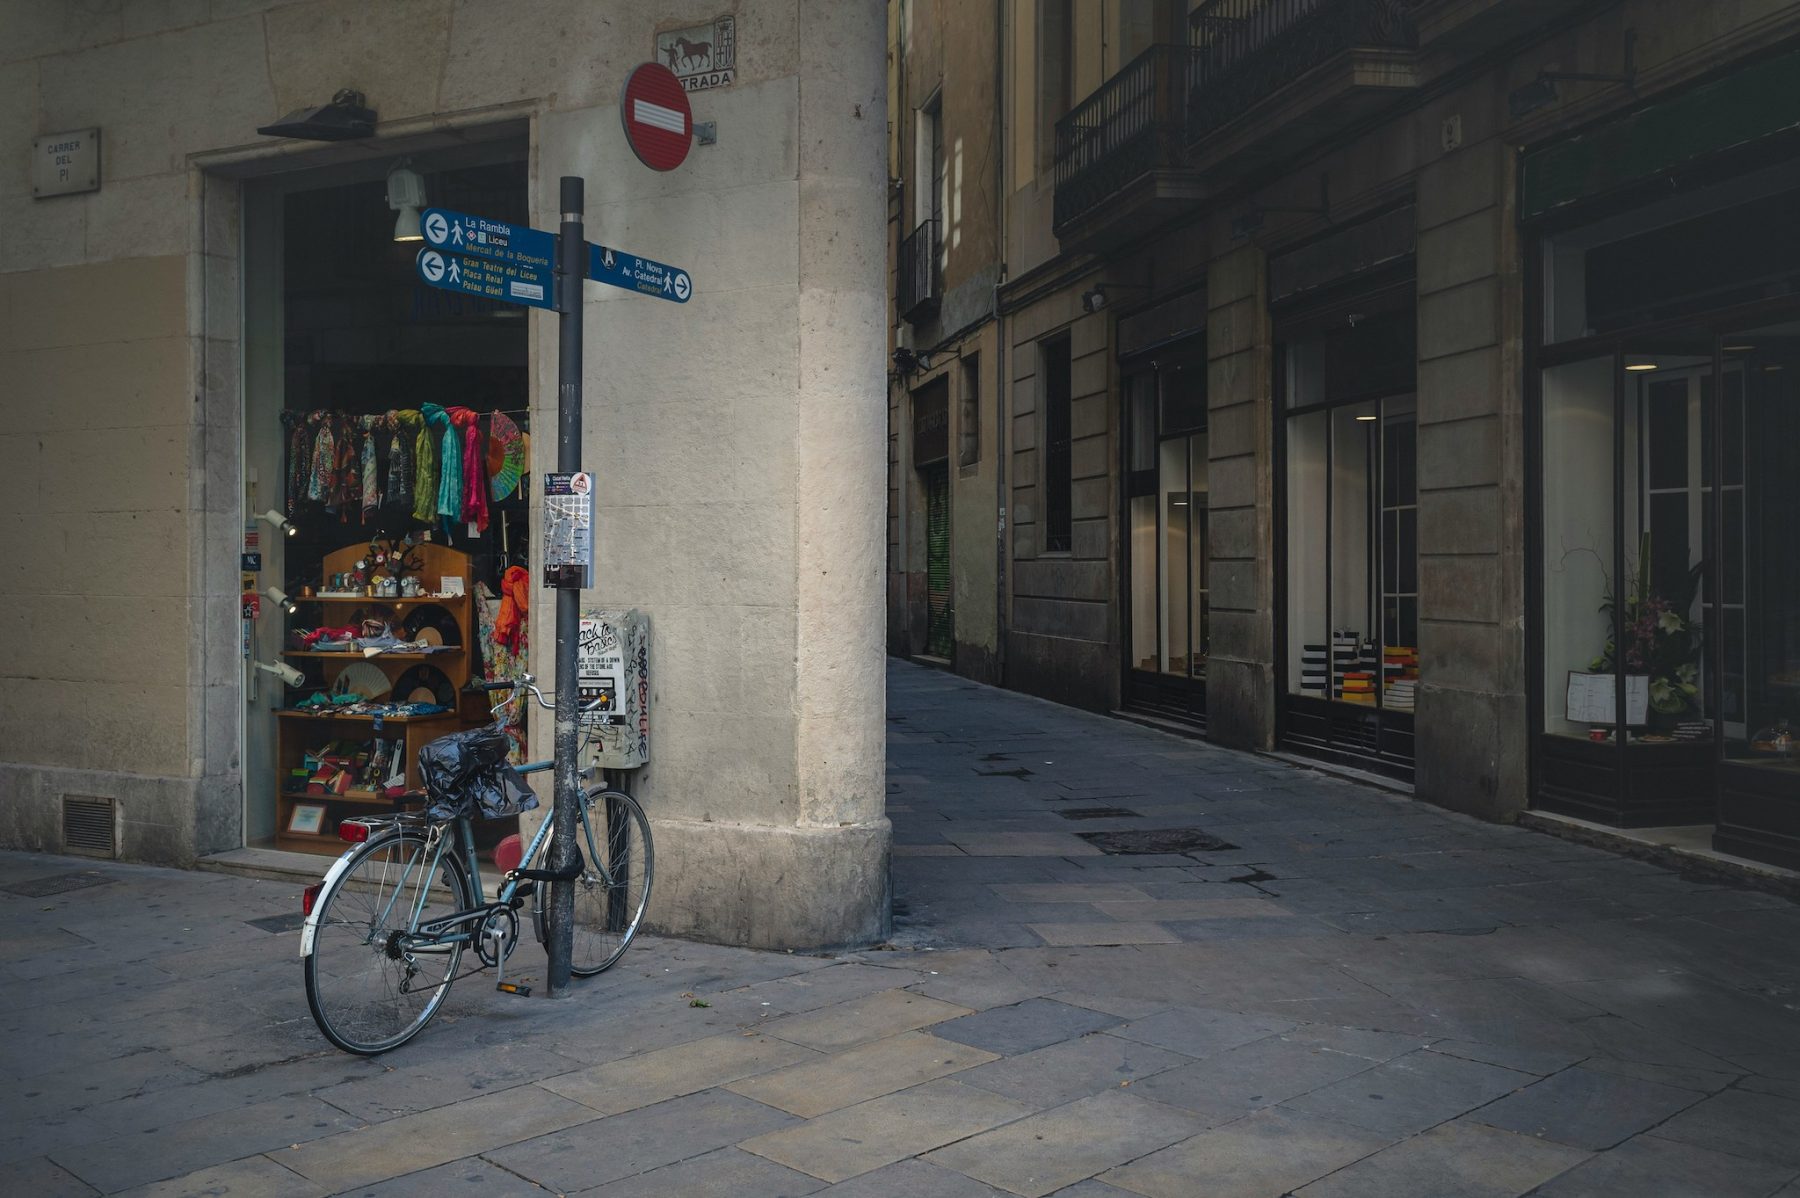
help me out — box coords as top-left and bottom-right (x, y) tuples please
(241, 143), (533, 855)
(1122, 349), (1209, 724)
(924, 464), (954, 658)
(911, 377), (953, 662)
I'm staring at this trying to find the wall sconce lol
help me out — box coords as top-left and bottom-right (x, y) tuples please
(1080, 282), (1152, 314)
(254, 660), (306, 687)
(256, 88), (376, 141)
(1509, 30), (1636, 119)
(256, 509), (298, 537)
(387, 160), (426, 242)
(263, 586), (299, 615)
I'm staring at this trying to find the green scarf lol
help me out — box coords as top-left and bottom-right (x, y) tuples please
(405, 408), (436, 524)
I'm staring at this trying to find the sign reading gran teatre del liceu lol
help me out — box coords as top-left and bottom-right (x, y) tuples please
(655, 15), (736, 92)
(33, 128), (100, 198)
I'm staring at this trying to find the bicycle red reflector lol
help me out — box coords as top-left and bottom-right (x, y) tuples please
(337, 821), (369, 843)
(302, 883), (322, 916)
(495, 833), (524, 875)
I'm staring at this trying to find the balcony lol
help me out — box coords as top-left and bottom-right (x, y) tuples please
(898, 218), (941, 324)
(1187, 0), (1420, 150)
(1050, 0), (1420, 245)
(1053, 44), (1203, 241)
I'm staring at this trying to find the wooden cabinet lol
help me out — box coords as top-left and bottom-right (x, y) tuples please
(272, 542), (478, 854)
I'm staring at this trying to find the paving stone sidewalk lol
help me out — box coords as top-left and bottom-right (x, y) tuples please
(6, 659), (1800, 1196)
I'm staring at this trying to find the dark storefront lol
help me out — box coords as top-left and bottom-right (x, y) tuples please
(1526, 50), (1800, 865)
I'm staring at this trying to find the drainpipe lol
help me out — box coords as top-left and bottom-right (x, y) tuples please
(992, 0), (1008, 687)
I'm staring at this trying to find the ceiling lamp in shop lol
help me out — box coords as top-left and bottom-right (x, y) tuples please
(387, 160), (426, 242)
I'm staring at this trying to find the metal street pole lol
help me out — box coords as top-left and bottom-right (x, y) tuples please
(547, 175), (584, 997)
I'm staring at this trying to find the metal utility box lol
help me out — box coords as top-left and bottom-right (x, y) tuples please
(577, 608), (650, 769)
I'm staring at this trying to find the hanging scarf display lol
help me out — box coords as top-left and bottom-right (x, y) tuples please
(359, 416), (381, 521)
(385, 411), (413, 512)
(281, 411), (308, 516)
(330, 413), (360, 517)
(404, 408), (435, 524)
(306, 412), (335, 504)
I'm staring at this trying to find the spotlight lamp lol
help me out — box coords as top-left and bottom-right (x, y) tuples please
(1509, 29), (1636, 120)
(256, 509), (298, 537)
(1080, 282), (1153, 314)
(254, 660), (306, 688)
(263, 586), (299, 616)
(387, 159), (427, 243)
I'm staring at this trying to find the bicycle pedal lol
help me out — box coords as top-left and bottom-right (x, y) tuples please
(496, 981), (532, 997)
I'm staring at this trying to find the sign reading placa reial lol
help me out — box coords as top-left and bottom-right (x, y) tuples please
(32, 128), (100, 198)
(655, 15), (736, 92)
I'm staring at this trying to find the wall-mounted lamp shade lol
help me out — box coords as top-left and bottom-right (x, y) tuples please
(257, 90), (375, 141)
(387, 162), (427, 242)
(256, 509), (297, 536)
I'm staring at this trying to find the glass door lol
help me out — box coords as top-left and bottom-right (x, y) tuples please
(1124, 353), (1209, 722)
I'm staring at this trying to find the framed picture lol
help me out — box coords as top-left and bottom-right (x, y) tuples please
(288, 803), (327, 836)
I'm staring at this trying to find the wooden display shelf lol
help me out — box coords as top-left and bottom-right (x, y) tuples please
(279, 788), (410, 806)
(303, 594), (470, 604)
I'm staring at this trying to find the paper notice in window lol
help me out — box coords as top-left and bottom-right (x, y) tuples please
(1566, 671), (1649, 725)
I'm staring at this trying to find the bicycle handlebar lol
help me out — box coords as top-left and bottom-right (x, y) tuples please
(480, 674), (609, 715)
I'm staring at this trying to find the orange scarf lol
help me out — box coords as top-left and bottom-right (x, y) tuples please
(493, 565), (529, 654)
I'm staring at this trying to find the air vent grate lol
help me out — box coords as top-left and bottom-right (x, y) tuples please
(62, 795), (117, 858)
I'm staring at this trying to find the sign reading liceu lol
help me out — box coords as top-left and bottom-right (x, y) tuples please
(415, 248), (556, 311)
(419, 207), (555, 270)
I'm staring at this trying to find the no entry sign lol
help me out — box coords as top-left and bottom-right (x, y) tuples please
(620, 62), (693, 172)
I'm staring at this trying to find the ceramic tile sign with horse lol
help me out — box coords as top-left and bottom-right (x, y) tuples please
(655, 14), (737, 93)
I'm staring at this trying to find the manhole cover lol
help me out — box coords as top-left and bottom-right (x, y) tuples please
(1058, 807), (1142, 821)
(1077, 828), (1238, 855)
(1, 872), (113, 898)
(247, 912), (307, 934)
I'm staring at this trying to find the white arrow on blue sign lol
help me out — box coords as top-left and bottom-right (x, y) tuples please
(588, 243), (691, 304)
(420, 206), (556, 271)
(415, 247), (556, 310)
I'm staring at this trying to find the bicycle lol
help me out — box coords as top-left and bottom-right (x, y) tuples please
(300, 674), (654, 1055)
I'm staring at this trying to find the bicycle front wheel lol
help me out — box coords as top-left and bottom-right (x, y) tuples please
(304, 828), (472, 1055)
(549, 788), (654, 976)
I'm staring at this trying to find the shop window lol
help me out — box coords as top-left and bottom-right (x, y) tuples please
(1282, 305), (1419, 738)
(1042, 334), (1073, 552)
(1127, 355), (1208, 698)
(958, 353), (981, 468)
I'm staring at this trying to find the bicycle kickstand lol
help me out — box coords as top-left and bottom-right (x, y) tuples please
(486, 923), (532, 998)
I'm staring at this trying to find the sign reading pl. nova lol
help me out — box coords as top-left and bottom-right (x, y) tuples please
(419, 207), (554, 270)
(588, 243), (691, 304)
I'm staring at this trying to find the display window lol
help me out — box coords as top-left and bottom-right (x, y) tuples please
(1276, 289), (1418, 778)
(1531, 159), (1800, 849)
(1123, 350), (1208, 721)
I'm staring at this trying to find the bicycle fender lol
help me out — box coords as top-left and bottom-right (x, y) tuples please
(299, 849), (359, 959)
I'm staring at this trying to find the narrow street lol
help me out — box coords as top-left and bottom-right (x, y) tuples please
(5, 661), (1800, 1196)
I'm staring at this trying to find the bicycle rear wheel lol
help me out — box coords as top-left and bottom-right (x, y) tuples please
(547, 788), (653, 977)
(304, 827), (472, 1054)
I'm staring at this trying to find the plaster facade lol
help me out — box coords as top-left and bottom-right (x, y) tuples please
(1, 0), (891, 950)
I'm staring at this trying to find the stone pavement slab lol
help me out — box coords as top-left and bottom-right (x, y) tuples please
(1290, 1121), (1590, 1198)
(1645, 1088), (1800, 1168)
(540, 1030), (820, 1116)
(954, 1030), (1192, 1108)
(1530, 1134), (1798, 1198)
(577, 1145), (825, 1197)
(1098, 1107), (1388, 1198)
(727, 1030), (997, 1117)
(1279, 1049), (1534, 1138)
(114, 1158), (325, 1198)
(739, 1078), (1035, 1183)
(1469, 1063), (1705, 1149)
(926, 1090), (1204, 1197)
(758, 988), (970, 1051)
(929, 996), (1121, 1055)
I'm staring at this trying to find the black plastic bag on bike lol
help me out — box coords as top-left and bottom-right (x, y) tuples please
(418, 724), (540, 822)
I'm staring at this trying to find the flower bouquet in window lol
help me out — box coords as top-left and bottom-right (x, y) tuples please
(1589, 532), (1704, 723)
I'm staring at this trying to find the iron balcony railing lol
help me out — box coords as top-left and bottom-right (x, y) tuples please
(1187, 0), (1418, 144)
(1053, 43), (1199, 233)
(898, 217), (941, 322)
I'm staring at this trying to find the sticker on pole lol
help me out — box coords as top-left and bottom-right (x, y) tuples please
(620, 62), (693, 172)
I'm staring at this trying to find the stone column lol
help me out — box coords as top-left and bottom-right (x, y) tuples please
(1205, 243), (1276, 751)
(1413, 138), (1527, 820)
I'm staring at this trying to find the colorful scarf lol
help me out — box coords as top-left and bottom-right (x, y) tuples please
(331, 413), (359, 517)
(492, 565), (530, 654)
(414, 406), (443, 525)
(385, 411), (412, 511)
(306, 412), (334, 504)
(282, 411), (308, 515)
(359, 416), (380, 521)
(426, 403), (460, 532)
(453, 407), (489, 533)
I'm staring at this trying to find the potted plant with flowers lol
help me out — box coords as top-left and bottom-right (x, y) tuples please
(1589, 532), (1704, 727)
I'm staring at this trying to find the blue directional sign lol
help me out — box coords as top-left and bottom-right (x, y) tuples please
(420, 207), (555, 271)
(588, 243), (692, 303)
(416, 248), (556, 310)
